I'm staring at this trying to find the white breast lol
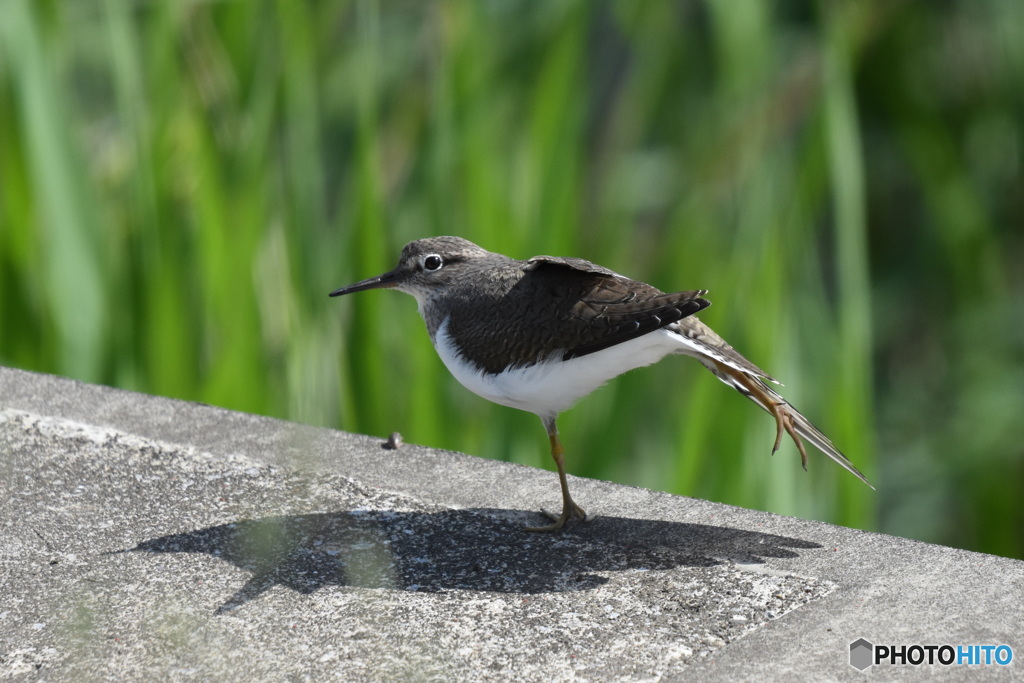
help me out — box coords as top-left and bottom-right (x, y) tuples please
(432, 317), (682, 419)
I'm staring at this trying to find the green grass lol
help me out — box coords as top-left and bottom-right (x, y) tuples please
(2, 0), (1022, 558)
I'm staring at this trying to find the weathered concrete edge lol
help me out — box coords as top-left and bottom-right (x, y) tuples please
(2, 366), (1021, 680)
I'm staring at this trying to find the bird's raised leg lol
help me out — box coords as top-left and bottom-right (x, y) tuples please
(712, 360), (811, 470)
(525, 418), (590, 532)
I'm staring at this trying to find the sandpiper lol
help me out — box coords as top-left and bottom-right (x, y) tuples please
(330, 236), (871, 531)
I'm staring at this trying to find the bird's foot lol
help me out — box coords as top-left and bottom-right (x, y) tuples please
(770, 401), (809, 470)
(526, 500), (591, 532)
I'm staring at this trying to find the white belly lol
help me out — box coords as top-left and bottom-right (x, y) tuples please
(432, 317), (682, 419)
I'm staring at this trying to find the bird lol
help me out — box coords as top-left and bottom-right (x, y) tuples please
(330, 236), (871, 531)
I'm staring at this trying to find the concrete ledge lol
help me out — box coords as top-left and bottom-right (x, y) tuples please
(1, 366), (1021, 680)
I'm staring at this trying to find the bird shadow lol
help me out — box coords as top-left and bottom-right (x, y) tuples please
(123, 508), (820, 614)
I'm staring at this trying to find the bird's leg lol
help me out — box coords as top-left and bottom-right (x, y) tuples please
(715, 361), (810, 471)
(770, 400), (809, 470)
(525, 419), (590, 532)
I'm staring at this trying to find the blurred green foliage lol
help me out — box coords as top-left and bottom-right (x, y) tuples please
(1, 0), (1022, 558)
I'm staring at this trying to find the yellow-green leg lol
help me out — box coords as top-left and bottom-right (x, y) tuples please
(525, 419), (590, 532)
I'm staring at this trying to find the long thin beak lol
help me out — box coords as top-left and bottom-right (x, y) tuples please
(328, 269), (400, 297)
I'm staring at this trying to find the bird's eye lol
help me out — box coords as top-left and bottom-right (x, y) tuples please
(422, 254), (443, 272)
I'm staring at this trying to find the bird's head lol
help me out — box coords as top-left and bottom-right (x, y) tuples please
(329, 236), (491, 305)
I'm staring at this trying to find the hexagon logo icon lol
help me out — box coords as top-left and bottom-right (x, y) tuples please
(850, 638), (874, 671)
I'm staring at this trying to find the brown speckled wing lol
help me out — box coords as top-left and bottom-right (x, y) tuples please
(444, 256), (709, 374)
(522, 258), (711, 361)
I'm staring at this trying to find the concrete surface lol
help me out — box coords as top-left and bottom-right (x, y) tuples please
(0, 366), (1021, 681)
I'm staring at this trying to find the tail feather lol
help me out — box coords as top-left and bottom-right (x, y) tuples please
(772, 392), (873, 487)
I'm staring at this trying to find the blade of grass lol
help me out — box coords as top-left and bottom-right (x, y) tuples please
(2, 0), (108, 381)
